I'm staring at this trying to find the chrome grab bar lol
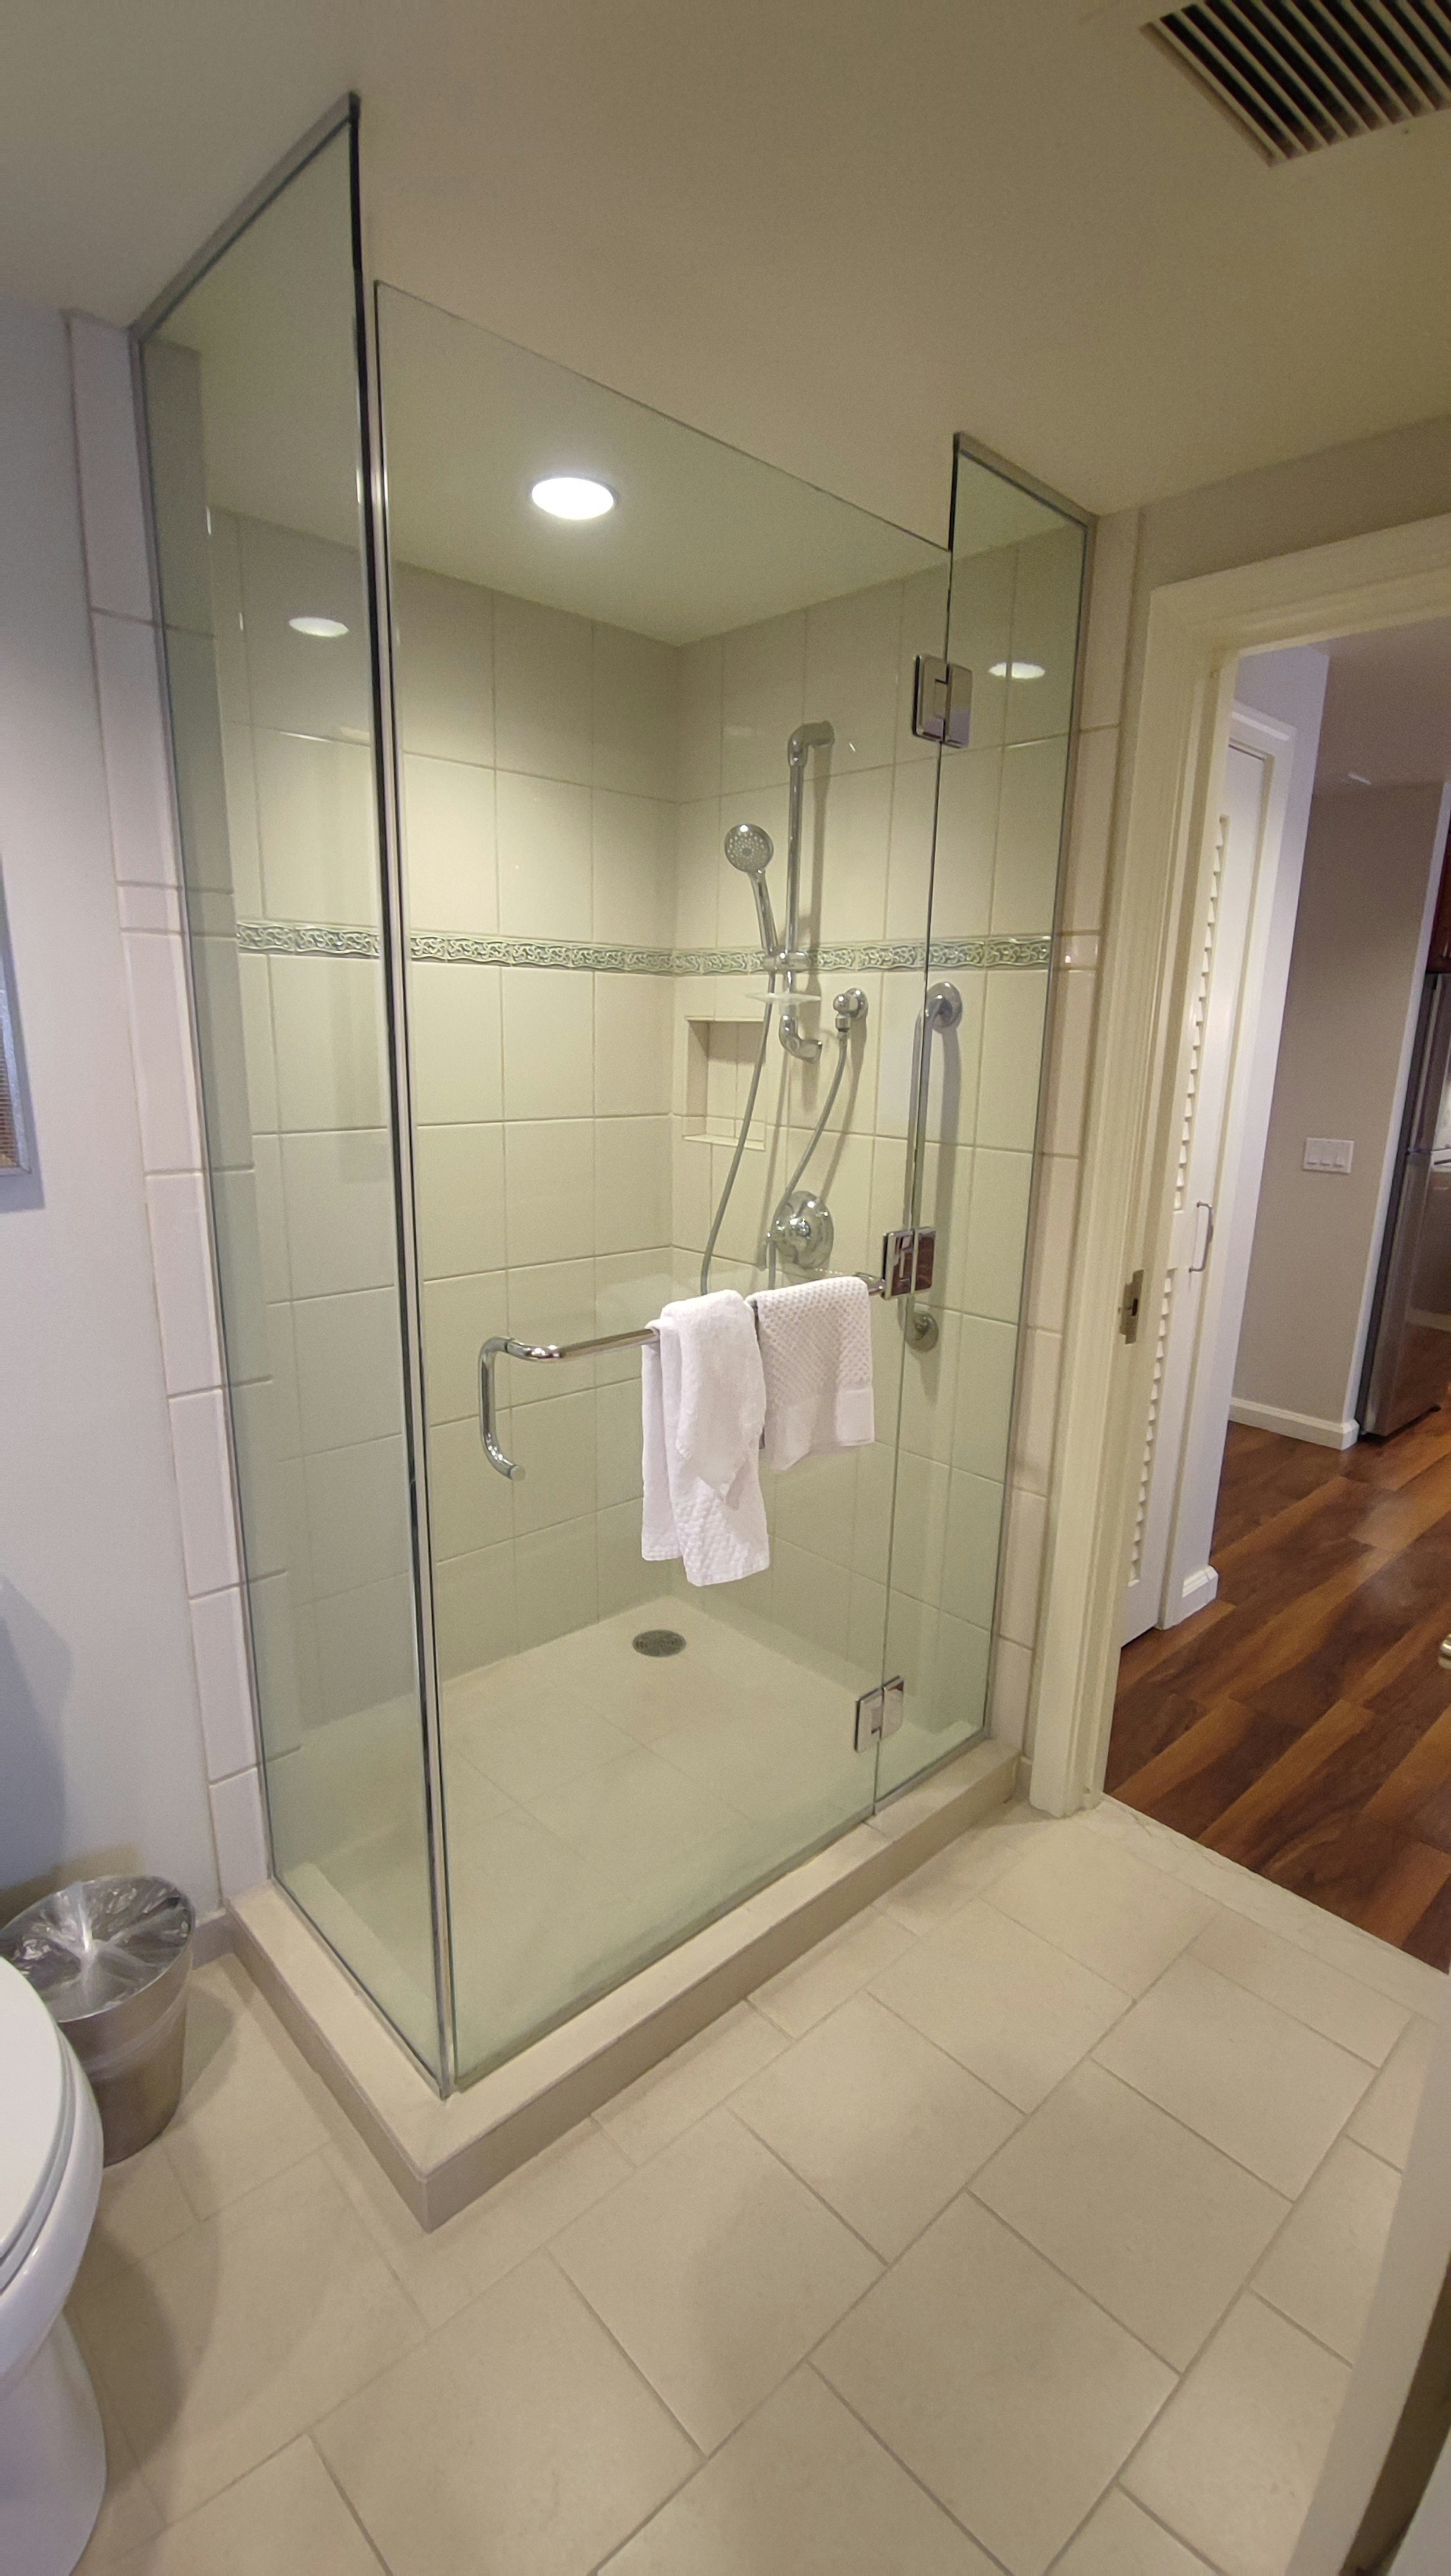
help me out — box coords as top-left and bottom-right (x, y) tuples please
(479, 1276), (888, 1481)
(898, 981), (962, 1353)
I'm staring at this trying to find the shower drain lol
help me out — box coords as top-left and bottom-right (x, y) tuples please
(633, 1628), (687, 1657)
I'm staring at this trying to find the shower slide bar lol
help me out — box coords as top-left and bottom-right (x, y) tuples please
(478, 1270), (902, 1483)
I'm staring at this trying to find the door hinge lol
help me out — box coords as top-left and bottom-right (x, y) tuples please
(855, 1675), (905, 1751)
(912, 656), (972, 749)
(882, 1227), (936, 1297)
(1119, 1268), (1145, 1344)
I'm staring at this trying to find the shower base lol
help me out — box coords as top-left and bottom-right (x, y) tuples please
(230, 1683), (1017, 2229)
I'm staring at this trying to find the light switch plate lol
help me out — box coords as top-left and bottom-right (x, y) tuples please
(1304, 1136), (1354, 1173)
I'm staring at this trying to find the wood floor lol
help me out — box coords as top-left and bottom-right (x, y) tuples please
(1111, 1409), (1451, 1969)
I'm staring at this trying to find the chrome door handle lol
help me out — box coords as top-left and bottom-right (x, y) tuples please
(1189, 1200), (1215, 1274)
(901, 981), (962, 1350)
(479, 1337), (524, 1480)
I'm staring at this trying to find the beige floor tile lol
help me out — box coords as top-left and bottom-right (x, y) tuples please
(74, 2141), (198, 2309)
(817, 2194), (1173, 2576)
(84, 2437), (382, 2575)
(1094, 1955), (1372, 2197)
(554, 2107), (880, 2449)
(752, 1906), (914, 2036)
(1123, 2295), (1349, 2576)
(984, 1830), (1215, 1997)
(1052, 2487), (1216, 2574)
(733, 1991), (1020, 2259)
(81, 2154), (426, 2520)
(870, 1900), (1129, 2112)
(1190, 1911), (1410, 2066)
(596, 2002), (790, 2164)
(877, 1804), (1058, 1934)
(602, 2364), (999, 2573)
(316, 2250), (696, 2576)
(160, 1963), (330, 2220)
(72, 2362), (162, 2570)
(1254, 2136), (1403, 2362)
(452, 1693), (639, 1800)
(972, 2060), (1287, 2369)
(527, 1744), (746, 1881)
(322, 2111), (633, 2327)
(1346, 2015), (1440, 2168)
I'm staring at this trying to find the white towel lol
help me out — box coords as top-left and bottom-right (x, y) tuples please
(752, 1275), (875, 1472)
(641, 1291), (769, 1586)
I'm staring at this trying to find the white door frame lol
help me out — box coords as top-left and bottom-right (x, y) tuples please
(1024, 514), (1451, 2571)
(1029, 505), (1451, 1819)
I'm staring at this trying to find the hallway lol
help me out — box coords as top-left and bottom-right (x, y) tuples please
(1111, 1414), (1451, 1968)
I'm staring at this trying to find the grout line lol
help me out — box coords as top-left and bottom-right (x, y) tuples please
(802, 2360), (1016, 2573)
(540, 2245), (706, 2461)
(311, 2436), (398, 2573)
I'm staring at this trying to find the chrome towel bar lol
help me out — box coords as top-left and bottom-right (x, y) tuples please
(478, 1272), (893, 1482)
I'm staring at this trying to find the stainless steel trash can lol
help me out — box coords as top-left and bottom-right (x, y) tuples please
(0, 1876), (194, 2164)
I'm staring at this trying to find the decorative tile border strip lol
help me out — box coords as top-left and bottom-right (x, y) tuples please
(235, 922), (1054, 974)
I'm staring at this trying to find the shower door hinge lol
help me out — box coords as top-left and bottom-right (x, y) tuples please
(855, 1675), (906, 1751)
(913, 655), (972, 748)
(883, 1227), (936, 1297)
(1119, 1268), (1145, 1344)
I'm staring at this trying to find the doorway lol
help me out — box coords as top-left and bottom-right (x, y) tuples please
(1106, 619), (1451, 1964)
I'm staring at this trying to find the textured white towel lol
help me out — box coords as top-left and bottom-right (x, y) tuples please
(641, 1291), (769, 1586)
(752, 1275), (874, 1472)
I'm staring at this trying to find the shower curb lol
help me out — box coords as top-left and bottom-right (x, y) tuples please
(229, 1736), (1018, 2230)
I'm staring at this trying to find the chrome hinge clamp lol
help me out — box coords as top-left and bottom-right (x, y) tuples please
(855, 1675), (906, 1751)
(912, 655), (972, 748)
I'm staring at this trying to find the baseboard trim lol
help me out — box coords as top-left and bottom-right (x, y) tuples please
(1175, 1565), (1220, 1617)
(191, 1907), (234, 1966)
(1228, 1398), (1358, 1451)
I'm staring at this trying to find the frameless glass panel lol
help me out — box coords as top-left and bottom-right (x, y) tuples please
(375, 285), (950, 2079)
(139, 129), (442, 2073)
(875, 448), (1087, 1797)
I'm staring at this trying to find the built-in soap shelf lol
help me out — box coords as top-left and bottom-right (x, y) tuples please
(685, 1014), (771, 1148)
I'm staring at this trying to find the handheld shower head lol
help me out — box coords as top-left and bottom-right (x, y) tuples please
(724, 822), (774, 878)
(724, 822), (781, 961)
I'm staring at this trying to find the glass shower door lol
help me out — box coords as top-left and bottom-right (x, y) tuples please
(374, 285), (955, 2079)
(874, 444), (1089, 1797)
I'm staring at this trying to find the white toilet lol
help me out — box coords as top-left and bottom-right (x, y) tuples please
(0, 1955), (106, 2576)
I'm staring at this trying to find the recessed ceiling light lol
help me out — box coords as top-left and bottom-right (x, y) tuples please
(988, 659), (1046, 681)
(1347, 771), (1372, 785)
(530, 475), (616, 521)
(289, 616), (349, 639)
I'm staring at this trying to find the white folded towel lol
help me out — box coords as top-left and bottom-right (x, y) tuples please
(751, 1274), (875, 1472)
(641, 1291), (770, 1586)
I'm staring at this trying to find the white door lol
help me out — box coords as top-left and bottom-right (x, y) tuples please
(1122, 717), (1289, 1643)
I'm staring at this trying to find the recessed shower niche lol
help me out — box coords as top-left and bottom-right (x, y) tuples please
(138, 105), (1088, 2099)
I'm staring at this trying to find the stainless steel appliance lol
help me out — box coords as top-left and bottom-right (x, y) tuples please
(1360, 972), (1451, 1437)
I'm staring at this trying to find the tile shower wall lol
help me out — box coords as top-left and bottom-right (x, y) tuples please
(669, 530), (1085, 1763)
(212, 507), (1090, 1771)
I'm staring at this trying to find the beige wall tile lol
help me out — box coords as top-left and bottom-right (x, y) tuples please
(409, 960), (504, 1124)
(401, 753), (497, 935)
(393, 562), (494, 766)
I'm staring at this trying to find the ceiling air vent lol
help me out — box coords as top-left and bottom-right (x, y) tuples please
(1147, 0), (1451, 160)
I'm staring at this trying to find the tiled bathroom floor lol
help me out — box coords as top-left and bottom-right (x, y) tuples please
(319, 1596), (893, 2074)
(73, 1797), (1444, 2576)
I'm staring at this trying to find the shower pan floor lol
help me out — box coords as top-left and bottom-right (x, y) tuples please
(356, 1597), (884, 2080)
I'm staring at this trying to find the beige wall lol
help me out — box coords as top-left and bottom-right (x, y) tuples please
(1234, 785), (1446, 1436)
(0, 297), (219, 1918)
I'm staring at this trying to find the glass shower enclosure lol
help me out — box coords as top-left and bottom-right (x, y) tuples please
(138, 106), (1087, 2091)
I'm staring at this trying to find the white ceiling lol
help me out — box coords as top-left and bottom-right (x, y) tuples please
(6, 0), (1451, 539)
(1314, 620), (1451, 791)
